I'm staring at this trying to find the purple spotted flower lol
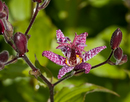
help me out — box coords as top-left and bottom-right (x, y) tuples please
(42, 29), (106, 79)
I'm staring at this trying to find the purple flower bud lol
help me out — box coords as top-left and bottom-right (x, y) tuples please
(32, 0), (42, 3)
(0, 62), (4, 70)
(0, 1), (9, 19)
(0, 50), (9, 63)
(0, 19), (5, 34)
(119, 55), (128, 65)
(114, 47), (123, 60)
(0, 12), (6, 18)
(14, 32), (28, 57)
(0, 0), (3, 12)
(110, 28), (122, 50)
(2, 2), (9, 19)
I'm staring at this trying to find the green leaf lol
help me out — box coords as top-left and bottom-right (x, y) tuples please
(0, 60), (29, 80)
(9, 0), (31, 21)
(123, 69), (130, 78)
(54, 83), (119, 102)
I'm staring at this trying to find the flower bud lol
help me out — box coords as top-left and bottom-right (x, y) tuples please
(119, 55), (128, 65)
(0, 62), (4, 70)
(114, 47), (123, 60)
(2, 20), (13, 37)
(0, 50), (9, 63)
(0, 19), (5, 34)
(0, 0), (3, 12)
(14, 32), (28, 57)
(29, 69), (41, 78)
(0, 1), (9, 19)
(0, 12), (6, 18)
(110, 28), (122, 50)
(2, 2), (9, 19)
(32, 0), (42, 3)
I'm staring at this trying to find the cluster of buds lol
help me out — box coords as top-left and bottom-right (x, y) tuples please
(110, 28), (128, 65)
(0, 50), (9, 70)
(0, 0), (13, 38)
(0, 0), (28, 61)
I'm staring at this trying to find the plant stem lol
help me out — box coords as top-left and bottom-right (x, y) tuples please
(49, 85), (54, 102)
(22, 54), (54, 102)
(4, 57), (18, 65)
(54, 74), (72, 86)
(25, 3), (39, 35)
(91, 50), (114, 69)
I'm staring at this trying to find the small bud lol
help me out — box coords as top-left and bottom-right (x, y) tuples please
(0, 50), (9, 63)
(110, 28), (122, 50)
(0, 12), (6, 18)
(119, 55), (128, 65)
(0, 62), (4, 70)
(3, 20), (13, 37)
(0, 19), (5, 34)
(114, 47), (123, 60)
(32, 0), (42, 3)
(29, 69), (41, 78)
(14, 32), (28, 57)
(0, 1), (9, 19)
(2, 2), (9, 19)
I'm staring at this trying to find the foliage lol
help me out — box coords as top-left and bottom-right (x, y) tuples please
(0, 0), (129, 102)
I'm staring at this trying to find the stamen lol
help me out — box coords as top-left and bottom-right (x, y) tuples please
(65, 54), (82, 66)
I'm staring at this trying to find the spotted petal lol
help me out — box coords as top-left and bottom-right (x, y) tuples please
(56, 29), (67, 43)
(42, 51), (66, 66)
(75, 32), (88, 50)
(58, 66), (74, 79)
(74, 62), (91, 74)
(83, 46), (107, 62)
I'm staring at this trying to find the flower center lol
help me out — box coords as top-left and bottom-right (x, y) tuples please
(65, 49), (82, 66)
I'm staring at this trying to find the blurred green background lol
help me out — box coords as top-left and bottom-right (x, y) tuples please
(0, 0), (130, 102)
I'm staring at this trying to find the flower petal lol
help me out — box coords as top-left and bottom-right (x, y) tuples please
(74, 62), (91, 74)
(42, 51), (66, 66)
(75, 32), (88, 50)
(56, 29), (66, 43)
(83, 46), (107, 62)
(58, 66), (74, 79)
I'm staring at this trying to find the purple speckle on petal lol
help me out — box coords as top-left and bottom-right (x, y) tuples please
(83, 46), (106, 62)
(56, 29), (66, 43)
(74, 62), (91, 74)
(42, 51), (66, 66)
(58, 66), (74, 79)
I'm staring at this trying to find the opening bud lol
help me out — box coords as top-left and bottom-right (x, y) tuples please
(14, 32), (28, 57)
(119, 55), (128, 65)
(114, 47), (123, 60)
(0, 19), (5, 34)
(0, 50), (9, 63)
(3, 20), (13, 37)
(110, 28), (122, 50)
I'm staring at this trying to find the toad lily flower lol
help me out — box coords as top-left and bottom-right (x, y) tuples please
(42, 29), (106, 79)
